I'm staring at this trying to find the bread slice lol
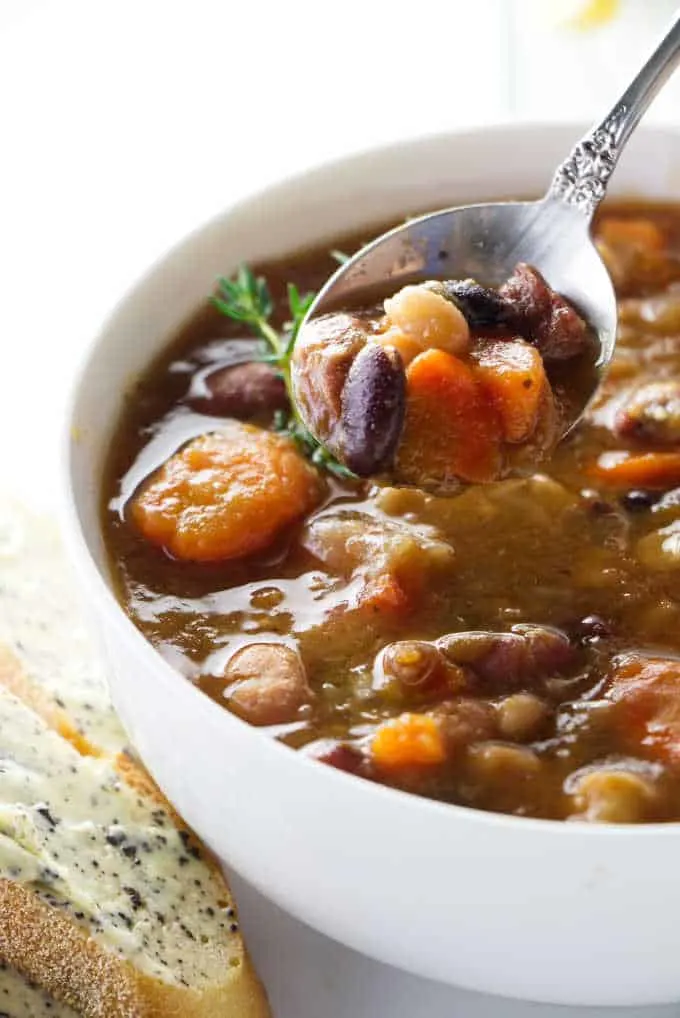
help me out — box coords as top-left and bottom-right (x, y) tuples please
(0, 645), (269, 1018)
(0, 494), (126, 754)
(0, 961), (79, 1017)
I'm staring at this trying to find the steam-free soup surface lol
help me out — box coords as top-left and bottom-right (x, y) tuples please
(104, 201), (680, 822)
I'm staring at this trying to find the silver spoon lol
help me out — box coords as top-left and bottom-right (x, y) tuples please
(294, 9), (680, 459)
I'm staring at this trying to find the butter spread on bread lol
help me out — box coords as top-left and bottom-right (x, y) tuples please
(0, 645), (269, 1017)
(0, 961), (78, 1017)
(0, 495), (126, 754)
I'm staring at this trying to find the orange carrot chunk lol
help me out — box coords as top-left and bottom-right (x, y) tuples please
(606, 656), (680, 765)
(589, 451), (680, 489)
(371, 713), (446, 770)
(131, 422), (322, 562)
(471, 338), (552, 444)
(396, 349), (502, 486)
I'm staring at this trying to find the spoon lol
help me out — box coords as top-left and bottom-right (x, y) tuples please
(294, 9), (680, 456)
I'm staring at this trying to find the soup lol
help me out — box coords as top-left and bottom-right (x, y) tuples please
(103, 201), (680, 823)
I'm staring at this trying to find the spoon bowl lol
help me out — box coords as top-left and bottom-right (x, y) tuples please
(310, 196), (616, 431)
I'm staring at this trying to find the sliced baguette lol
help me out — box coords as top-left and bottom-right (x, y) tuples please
(0, 645), (269, 1018)
(0, 495), (126, 754)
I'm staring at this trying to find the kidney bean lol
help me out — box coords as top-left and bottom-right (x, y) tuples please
(291, 311), (369, 462)
(620, 489), (661, 513)
(190, 360), (288, 418)
(437, 625), (573, 691)
(434, 279), (515, 328)
(340, 343), (406, 475)
(572, 614), (614, 644)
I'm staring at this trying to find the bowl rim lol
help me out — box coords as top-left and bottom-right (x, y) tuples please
(61, 119), (680, 839)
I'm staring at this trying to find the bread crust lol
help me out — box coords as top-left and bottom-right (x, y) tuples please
(0, 645), (270, 1018)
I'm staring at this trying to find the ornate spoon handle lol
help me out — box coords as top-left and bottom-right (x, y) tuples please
(547, 8), (680, 220)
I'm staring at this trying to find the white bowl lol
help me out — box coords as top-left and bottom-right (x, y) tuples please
(63, 123), (680, 1007)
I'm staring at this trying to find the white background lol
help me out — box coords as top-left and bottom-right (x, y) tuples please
(1, 1), (680, 1014)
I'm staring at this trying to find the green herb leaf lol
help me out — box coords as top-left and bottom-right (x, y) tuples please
(211, 264), (357, 483)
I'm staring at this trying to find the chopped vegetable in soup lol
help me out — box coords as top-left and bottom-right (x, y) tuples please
(104, 200), (680, 823)
(292, 265), (594, 487)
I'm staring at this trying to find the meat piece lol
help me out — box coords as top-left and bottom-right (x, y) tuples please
(437, 625), (573, 692)
(499, 263), (552, 327)
(298, 513), (455, 667)
(291, 311), (369, 462)
(434, 698), (498, 755)
(302, 510), (455, 595)
(189, 360), (288, 419)
(499, 263), (590, 361)
(223, 643), (313, 726)
(615, 381), (680, 445)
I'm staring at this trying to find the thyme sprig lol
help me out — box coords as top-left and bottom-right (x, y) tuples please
(212, 265), (355, 479)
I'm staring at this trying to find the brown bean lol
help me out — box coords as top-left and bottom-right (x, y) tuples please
(190, 361), (288, 418)
(510, 624), (574, 674)
(378, 641), (444, 688)
(466, 742), (542, 782)
(223, 643), (313, 726)
(339, 342), (406, 475)
(384, 283), (470, 354)
(437, 626), (573, 691)
(303, 739), (365, 775)
(496, 693), (549, 741)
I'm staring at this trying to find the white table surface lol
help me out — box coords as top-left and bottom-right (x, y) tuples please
(1, 2), (679, 1014)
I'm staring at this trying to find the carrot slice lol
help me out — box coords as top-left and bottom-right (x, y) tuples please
(371, 713), (446, 770)
(360, 575), (411, 616)
(589, 451), (680, 489)
(472, 338), (551, 444)
(396, 349), (502, 485)
(606, 656), (680, 765)
(131, 422), (322, 562)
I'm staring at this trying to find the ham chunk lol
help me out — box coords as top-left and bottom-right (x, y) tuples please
(223, 643), (313, 725)
(499, 263), (590, 361)
(302, 510), (455, 598)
